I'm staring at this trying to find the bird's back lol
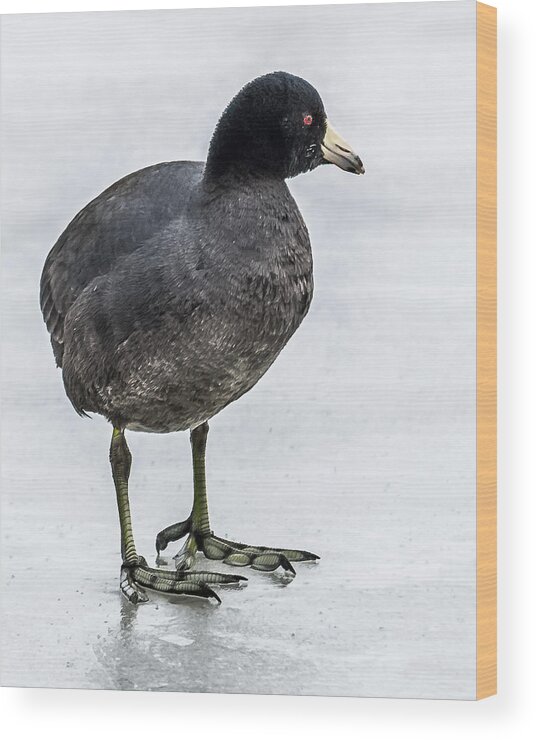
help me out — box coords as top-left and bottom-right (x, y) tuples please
(40, 160), (204, 366)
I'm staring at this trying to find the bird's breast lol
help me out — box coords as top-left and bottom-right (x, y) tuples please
(211, 244), (313, 373)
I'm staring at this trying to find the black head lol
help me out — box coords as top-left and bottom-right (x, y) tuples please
(204, 71), (364, 184)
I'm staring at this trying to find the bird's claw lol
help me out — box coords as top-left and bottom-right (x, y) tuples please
(202, 535), (304, 574)
(119, 553), (243, 604)
(155, 527), (319, 575)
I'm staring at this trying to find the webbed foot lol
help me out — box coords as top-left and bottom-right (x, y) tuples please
(156, 521), (319, 574)
(120, 555), (245, 604)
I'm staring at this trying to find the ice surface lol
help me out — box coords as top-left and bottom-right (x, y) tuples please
(0, 2), (476, 698)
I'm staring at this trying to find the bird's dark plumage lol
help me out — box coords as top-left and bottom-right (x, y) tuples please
(40, 71), (363, 432)
(39, 70), (365, 603)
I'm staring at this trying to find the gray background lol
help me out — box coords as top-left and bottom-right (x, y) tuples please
(0, 1), (476, 698)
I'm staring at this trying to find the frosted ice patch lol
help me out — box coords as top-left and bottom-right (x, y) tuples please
(159, 634), (194, 647)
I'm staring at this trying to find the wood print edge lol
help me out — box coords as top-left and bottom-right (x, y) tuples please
(476, 0), (497, 701)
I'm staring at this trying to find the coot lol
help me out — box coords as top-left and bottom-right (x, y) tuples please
(40, 71), (364, 603)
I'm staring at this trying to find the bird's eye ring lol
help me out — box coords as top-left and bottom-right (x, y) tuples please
(303, 115), (313, 126)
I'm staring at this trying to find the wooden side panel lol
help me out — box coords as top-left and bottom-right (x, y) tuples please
(476, 1), (497, 700)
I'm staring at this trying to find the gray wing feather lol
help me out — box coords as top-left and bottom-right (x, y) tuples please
(40, 160), (203, 366)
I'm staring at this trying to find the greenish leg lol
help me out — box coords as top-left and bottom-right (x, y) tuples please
(155, 421), (320, 575)
(191, 420), (211, 536)
(110, 427), (244, 604)
(111, 427), (138, 565)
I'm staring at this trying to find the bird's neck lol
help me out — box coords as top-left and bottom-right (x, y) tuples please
(203, 114), (289, 186)
(199, 169), (291, 210)
(202, 160), (286, 193)
(193, 175), (311, 277)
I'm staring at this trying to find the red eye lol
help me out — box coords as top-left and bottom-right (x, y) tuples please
(303, 115), (313, 126)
